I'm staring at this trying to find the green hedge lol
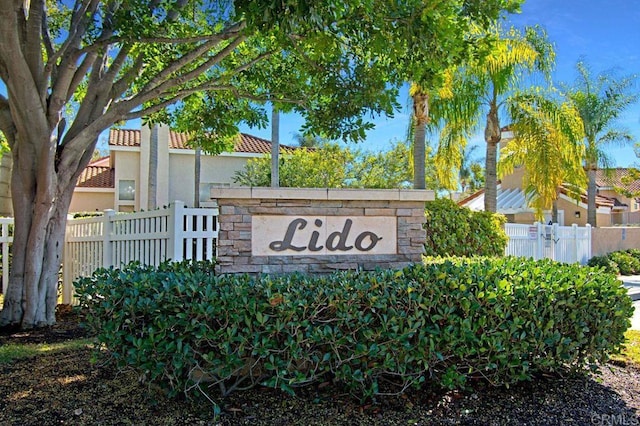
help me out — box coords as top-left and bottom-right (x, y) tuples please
(424, 198), (508, 257)
(588, 249), (640, 275)
(76, 258), (633, 403)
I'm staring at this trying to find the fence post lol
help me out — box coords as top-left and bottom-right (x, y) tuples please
(535, 222), (543, 260)
(571, 223), (578, 263)
(586, 224), (592, 261)
(552, 222), (559, 261)
(167, 201), (184, 261)
(102, 210), (115, 268)
(62, 216), (73, 304)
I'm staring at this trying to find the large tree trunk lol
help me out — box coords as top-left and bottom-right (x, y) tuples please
(0, 133), (92, 328)
(271, 106), (280, 188)
(587, 166), (597, 227)
(412, 91), (429, 190)
(484, 103), (501, 213)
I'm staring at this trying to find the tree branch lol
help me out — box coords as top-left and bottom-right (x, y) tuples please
(41, 4), (54, 64)
(0, 94), (16, 148)
(0, 53), (8, 83)
(46, 0), (101, 72)
(287, 35), (327, 75)
(139, 21), (246, 93)
(109, 54), (145, 100)
(66, 52), (98, 104)
(228, 50), (275, 77)
(125, 34), (247, 110)
(103, 44), (132, 86)
(75, 20), (246, 58)
(70, 51), (110, 136)
(25, 0), (45, 93)
(0, 2), (49, 146)
(123, 84), (305, 121)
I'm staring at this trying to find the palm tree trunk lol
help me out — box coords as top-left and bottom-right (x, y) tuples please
(412, 91), (429, 189)
(484, 103), (501, 213)
(271, 106), (280, 188)
(587, 166), (597, 227)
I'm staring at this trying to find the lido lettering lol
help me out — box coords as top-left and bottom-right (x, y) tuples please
(269, 218), (383, 253)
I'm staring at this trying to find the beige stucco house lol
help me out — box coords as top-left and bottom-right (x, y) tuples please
(458, 132), (640, 226)
(70, 125), (295, 213)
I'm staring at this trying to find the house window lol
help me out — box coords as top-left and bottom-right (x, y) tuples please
(118, 180), (136, 201)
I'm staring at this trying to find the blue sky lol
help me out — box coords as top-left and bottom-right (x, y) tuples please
(240, 0), (640, 166)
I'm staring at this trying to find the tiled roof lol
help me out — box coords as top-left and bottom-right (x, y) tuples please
(110, 128), (297, 154)
(77, 158), (114, 188)
(108, 129), (140, 147)
(596, 168), (640, 193)
(560, 185), (614, 208)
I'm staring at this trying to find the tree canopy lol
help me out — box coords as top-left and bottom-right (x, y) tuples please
(0, 0), (523, 328)
(429, 24), (555, 210)
(562, 61), (638, 226)
(232, 141), (433, 189)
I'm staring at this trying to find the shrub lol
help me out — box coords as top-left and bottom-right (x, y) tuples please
(608, 251), (640, 275)
(76, 258), (633, 404)
(587, 255), (620, 275)
(625, 248), (640, 263)
(424, 198), (508, 257)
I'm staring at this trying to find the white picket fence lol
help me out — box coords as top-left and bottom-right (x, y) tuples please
(0, 201), (218, 304)
(504, 222), (592, 264)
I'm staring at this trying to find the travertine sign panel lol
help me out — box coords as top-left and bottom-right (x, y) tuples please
(252, 216), (397, 256)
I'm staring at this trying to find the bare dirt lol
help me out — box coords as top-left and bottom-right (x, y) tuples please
(0, 308), (638, 425)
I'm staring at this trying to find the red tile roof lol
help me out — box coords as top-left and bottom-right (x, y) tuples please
(77, 157), (114, 189)
(596, 168), (640, 193)
(110, 128), (297, 154)
(108, 129), (140, 147)
(563, 186), (615, 208)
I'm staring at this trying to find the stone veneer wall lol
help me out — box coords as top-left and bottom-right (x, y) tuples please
(212, 188), (434, 275)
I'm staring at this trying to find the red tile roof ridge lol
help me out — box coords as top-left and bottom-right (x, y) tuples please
(109, 128), (297, 154)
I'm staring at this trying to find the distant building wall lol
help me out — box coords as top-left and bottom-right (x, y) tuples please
(69, 190), (114, 213)
(168, 152), (255, 207)
(0, 151), (12, 217)
(592, 227), (640, 257)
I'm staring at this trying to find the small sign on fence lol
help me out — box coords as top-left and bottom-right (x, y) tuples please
(528, 226), (537, 240)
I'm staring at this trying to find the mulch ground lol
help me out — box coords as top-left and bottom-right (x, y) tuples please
(0, 307), (639, 425)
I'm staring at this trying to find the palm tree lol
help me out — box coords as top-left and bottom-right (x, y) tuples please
(430, 25), (555, 212)
(271, 106), (280, 188)
(410, 84), (430, 189)
(564, 61), (638, 226)
(498, 89), (586, 221)
(458, 145), (483, 194)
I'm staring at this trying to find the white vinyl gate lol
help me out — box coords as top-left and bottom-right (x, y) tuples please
(504, 222), (591, 264)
